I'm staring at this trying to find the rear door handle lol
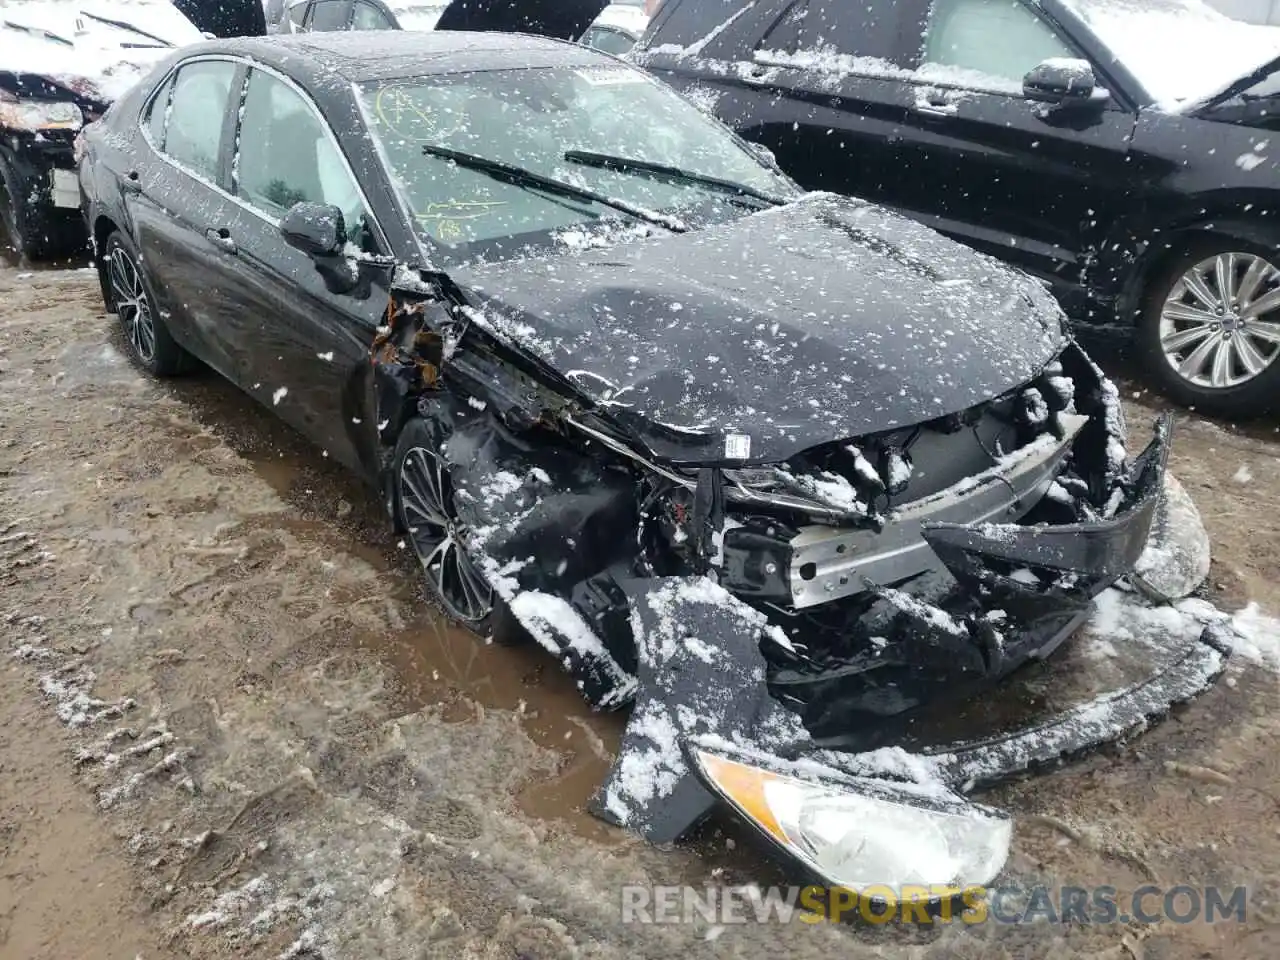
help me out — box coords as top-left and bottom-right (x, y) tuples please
(122, 171), (142, 195)
(205, 227), (237, 254)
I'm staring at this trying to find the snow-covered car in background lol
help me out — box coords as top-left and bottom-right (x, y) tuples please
(266, 0), (448, 33)
(580, 1), (650, 55)
(80, 30), (1227, 894)
(0, 0), (202, 257)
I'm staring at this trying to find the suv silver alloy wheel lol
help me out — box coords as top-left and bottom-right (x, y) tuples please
(1159, 252), (1280, 389)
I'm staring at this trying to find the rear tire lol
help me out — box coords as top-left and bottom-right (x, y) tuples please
(103, 231), (188, 377)
(1137, 236), (1280, 417)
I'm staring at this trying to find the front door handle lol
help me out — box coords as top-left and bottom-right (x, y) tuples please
(205, 227), (237, 254)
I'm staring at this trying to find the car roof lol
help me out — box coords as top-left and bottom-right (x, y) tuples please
(207, 30), (607, 82)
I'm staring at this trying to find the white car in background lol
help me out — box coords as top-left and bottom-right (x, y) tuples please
(580, 0), (650, 54)
(0, 0), (202, 257)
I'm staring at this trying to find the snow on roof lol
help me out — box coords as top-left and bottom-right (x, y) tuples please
(592, 3), (649, 36)
(0, 0), (202, 102)
(1061, 0), (1280, 108)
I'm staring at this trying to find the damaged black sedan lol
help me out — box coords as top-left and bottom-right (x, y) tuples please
(79, 30), (1226, 896)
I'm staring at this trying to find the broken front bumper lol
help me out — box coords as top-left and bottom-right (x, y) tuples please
(590, 416), (1227, 892)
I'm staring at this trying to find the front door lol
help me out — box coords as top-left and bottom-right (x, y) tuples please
(888, 0), (1138, 287)
(218, 64), (387, 478)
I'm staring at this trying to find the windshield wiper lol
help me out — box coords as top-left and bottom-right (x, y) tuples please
(78, 11), (173, 48)
(419, 143), (687, 233)
(3, 20), (73, 46)
(563, 150), (788, 207)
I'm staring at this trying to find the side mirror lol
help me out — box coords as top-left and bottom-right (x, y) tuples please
(281, 201), (345, 257)
(280, 201), (361, 295)
(1022, 58), (1098, 105)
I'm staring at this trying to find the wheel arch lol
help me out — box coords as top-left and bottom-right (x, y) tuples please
(1107, 193), (1280, 326)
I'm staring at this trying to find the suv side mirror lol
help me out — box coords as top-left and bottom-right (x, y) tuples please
(1023, 58), (1098, 105)
(280, 201), (361, 295)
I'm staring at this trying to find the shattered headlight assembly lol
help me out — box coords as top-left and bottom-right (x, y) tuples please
(0, 91), (83, 133)
(691, 749), (1010, 894)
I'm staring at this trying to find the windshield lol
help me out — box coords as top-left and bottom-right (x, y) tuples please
(1060, 0), (1280, 107)
(359, 63), (795, 264)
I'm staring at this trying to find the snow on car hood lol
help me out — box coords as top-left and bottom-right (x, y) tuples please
(0, 0), (202, 102)
(453, 193), (1067, 464)
(1059, 0), (1280, 109)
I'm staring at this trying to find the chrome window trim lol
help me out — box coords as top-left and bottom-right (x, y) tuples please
(136, 53), (390, 254)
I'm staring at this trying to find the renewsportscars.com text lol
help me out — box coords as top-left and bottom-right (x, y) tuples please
(620, 884), (1249, 925)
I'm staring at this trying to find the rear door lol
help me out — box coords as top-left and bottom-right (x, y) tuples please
(217, 64), (387, 477)
(888, 0), (1138, 285)
(130, 57), (248, 380)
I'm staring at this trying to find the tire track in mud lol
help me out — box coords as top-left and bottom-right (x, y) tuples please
(2, 265), (1279, 959)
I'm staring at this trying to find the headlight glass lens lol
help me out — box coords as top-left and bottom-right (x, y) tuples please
(0, 99), (83, 132)
(695, 749), (1010, 893)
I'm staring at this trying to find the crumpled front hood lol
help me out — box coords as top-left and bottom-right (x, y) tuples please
(454, 194), (1066, 464)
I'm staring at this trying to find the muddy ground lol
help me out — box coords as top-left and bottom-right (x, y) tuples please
(1, 259), (1279, 960)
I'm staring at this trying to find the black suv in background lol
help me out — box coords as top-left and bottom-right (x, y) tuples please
(633, 0), (1280, 416)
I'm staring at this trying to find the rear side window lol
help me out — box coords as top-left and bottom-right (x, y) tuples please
(163, 61), (237, 181)
(757, 0), (905, 62)
(143, 73), (175, 149)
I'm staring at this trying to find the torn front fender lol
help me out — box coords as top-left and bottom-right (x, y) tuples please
(590, 576), (809, 842)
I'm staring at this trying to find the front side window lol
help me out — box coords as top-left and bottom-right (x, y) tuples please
(352, 1), (395, 29)
(360, 64), (795, 263)
(308, 0), (352, 30)
(235, 68), (368, 243)
(921, 0), (1075, 92)
(288, 0), (310, 27)
(163, 60), (237, 181)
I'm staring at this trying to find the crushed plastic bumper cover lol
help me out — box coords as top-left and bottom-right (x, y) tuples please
(589, 418), (1229, 842)
(592, 573), (1229, 844)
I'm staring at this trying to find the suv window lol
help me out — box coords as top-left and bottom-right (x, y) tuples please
(288, 0), (310, 28)
(352, 0), (394, 29)
(644, 0), (750, 49)
(234, 69), (369, 244)
(308, 0), (352, 29)
(163, 61), (237, 181)
(921, 0), (1074, 91)
(755, 0), (907, 66)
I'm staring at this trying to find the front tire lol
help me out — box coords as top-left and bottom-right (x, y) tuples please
(1137, 238), (1280, 417)
(102, 231), (187, 376)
